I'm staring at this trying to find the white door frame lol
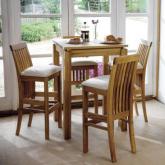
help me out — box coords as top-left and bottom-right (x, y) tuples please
(0, 0), (21, 111)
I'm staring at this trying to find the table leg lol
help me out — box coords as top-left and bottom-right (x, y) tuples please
(63, 51), (72, 139)
(103, 55), (109, 114)
(53, 44), (60, 121)
(103, 55), (109, 75)
(53, 44), (60, 65)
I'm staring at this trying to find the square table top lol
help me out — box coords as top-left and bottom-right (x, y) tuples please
(53, 38), (128, 51)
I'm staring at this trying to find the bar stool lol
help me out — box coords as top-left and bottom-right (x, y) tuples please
(10, 42), (62, 140)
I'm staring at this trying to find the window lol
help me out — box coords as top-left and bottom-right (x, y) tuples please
(18, 0), (154, 95)
(72, 0), (111, 41)
(0, 0), (5, 97)
(20, 0), (63, 92)
(20, 0), (62, 56)
(125, 0), (148, 50)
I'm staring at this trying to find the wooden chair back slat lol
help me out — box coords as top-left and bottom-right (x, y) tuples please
(137, 40), (152, 69)
(10, 42), (32, 76)
(107, 55), (139, 116)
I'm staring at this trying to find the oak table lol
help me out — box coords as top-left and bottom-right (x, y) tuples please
(53, 39), (128, 139)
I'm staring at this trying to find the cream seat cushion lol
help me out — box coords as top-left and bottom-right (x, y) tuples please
(21, 65), (61, 77)
(137, 62), (143, 69)
(82, 75), (110, 90)
(72, 61), (97, 67)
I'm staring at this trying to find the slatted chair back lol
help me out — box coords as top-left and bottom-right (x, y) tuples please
(137, 40), (152, 71)
(10, 42), (32, 76)
(71, 65), (97, 85)
(10, 42), (34, 98)
(72, 67), (89, 84)
(107, 55), (139, 117)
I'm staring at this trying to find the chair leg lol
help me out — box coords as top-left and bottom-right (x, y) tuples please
(118, 119), (127, 132)
(141, 83), (148, 122)
(94, 94), (98, 114)
(103, 96), (107, 115)
(16, 81), (23, 136)
(134, 101), (139, 116)
(57, 74), (62, 128)
(28, 112), (33, 127)
(44, 79), (49, 140)
(93, 65), (98, 114)
(83, 89), (88, 153)
(16, 108), (23, 136)
(54, 77), (58, 122)
(128, 116), (136, 153)
(107, 121), (117, 162)
(54, 110), (58, 122)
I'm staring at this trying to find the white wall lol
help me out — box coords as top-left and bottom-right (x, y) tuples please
(158, 0), (165, 103)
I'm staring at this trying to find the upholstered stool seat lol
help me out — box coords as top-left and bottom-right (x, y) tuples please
(82, 75), (109, 90)
(21, 65), (61, 77)
(136, 62), (143, 74)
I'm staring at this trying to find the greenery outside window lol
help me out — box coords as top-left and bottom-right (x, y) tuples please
(20, 0), (62, 56)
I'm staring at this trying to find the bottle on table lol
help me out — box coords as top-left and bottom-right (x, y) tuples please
(81, 22), (90, 42)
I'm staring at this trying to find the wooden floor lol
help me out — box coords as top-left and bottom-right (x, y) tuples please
(0, 100), (165, 165)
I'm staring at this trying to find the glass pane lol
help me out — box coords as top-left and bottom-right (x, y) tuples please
(126, 0), (148, 13)
(21, 17), (61, 55)
(126, 17), (148, 50)
(74, 0), (111, 14)
(75, 17), (111, 41)
(32, 57), (52, 65)
(21, 0), (61, 14)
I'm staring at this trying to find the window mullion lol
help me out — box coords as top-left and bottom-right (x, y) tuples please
(62, 0), (69, 36)
(116, 0), (125, 39)
(111, 0), (117, 35)
(68, 0), (74, 35)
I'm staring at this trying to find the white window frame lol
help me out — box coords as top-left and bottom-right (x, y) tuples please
(0, 0), (11, 110)
(0, 0), (21, 110)
(68, 0), (113, 36)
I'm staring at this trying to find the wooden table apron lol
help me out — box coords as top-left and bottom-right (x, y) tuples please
(53, 40), (128, 139)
